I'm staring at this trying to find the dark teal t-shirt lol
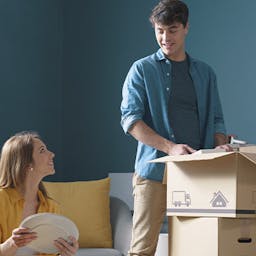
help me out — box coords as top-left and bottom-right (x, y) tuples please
(168, 57), (201, 150)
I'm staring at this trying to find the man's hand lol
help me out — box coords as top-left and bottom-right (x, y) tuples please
(215, 144), (233, 152)
(129, 120), (196, 156)
(214, 133), (233, 152)
(167, 143), (196, 155)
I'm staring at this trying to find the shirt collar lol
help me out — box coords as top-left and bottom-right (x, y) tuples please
(155, 48), (195, 65)
(155, 48), (167, 61)
(6, 187), (47, 205)
(5, 188), (23, 203)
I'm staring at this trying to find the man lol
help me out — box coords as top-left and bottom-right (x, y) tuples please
(120, 0), (231, 255)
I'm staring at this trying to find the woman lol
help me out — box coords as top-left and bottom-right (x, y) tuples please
(0, 131), (79, 256)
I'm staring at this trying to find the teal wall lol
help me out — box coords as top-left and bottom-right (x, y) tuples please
(60, 0), (158, 180)
(1, 1), (255, 181)
(185, 0), (256, 144)
(0, 0), (63, 179)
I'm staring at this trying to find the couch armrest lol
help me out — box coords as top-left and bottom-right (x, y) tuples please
(110, 196), (132, 256)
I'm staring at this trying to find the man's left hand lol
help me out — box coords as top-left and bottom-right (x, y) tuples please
(215, 144), (233, 152)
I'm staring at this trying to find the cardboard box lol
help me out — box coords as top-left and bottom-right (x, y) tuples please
(152, 150), (256, 217)
(239, 145), (256, 153)
(169, 216), (256, 256)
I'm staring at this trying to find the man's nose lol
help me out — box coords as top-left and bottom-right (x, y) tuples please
(162, 31), (170, 42)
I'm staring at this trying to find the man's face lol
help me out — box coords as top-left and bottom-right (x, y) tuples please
(154, 22), (189, 61)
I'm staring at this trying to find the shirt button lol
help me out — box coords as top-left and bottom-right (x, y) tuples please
(166, 72), (170, 76)
(171, 134), (175, 138)
(166, 87), (170, 91)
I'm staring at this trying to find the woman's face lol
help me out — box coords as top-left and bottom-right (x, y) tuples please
(31, 138), (55, 178)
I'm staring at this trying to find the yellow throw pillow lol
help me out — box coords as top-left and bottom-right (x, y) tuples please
(44, 177), (112, 248)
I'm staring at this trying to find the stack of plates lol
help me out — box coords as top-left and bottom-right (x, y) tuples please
(20, 213), (79, 254)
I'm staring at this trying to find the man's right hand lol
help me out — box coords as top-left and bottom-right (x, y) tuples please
(128, 120), (196, 156)
(167, 143), (196, 155)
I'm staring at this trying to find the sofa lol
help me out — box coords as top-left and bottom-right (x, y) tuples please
(44, 177), (132, 256)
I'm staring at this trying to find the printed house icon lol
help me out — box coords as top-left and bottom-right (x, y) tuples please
(210, 191), (229, 207)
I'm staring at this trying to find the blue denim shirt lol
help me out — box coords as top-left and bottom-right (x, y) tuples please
(121, 49), (226, 182)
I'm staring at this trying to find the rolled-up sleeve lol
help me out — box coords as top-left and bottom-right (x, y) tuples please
(121, 62), (146, 134)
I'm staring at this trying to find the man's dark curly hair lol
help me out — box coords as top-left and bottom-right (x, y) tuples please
(149, 0), (189, 27)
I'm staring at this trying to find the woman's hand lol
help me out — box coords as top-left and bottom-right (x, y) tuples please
(54, 236), (79, 256)
(9, 227), (37, 248)
(0, 227), (37, 256)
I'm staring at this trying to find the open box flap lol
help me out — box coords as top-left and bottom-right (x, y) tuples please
(239, 145), (256, 153)
(150, 151), (234, 163)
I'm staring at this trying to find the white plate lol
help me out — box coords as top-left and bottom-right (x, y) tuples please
(20, 213), (79, 254)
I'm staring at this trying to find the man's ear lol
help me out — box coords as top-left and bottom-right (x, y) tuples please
(185, 22), (189, 34)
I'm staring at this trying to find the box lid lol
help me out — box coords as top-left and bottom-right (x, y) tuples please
(151, 151), (256, 164)
(239, 145), (256, 153)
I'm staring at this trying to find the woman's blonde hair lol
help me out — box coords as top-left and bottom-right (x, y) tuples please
(0, 131), (49, 197)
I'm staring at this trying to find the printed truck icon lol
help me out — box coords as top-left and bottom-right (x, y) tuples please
(172, 191), (191, 207)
